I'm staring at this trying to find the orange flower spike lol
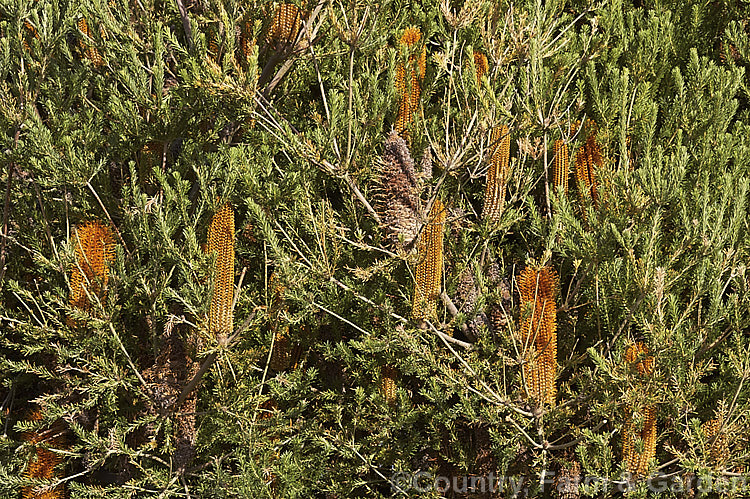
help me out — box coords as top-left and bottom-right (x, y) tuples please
(77, 17), (103, 67)
(69, 221), (115, 313)
(481, 125), (511, 224)
(267, 3), (302, 45)
(622, 342), (657, 476)
(22, 409), (66, 499)
(473, 51), (489, 83)
(395, 27), (425, 136)
(517, 265), (558, 405)
(22, 20), (39, 52)
(624, 341), (654, 376)
(207, 202), (235, 338)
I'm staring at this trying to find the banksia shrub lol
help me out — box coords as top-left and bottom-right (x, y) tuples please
(69, 220), (115, 314)
(553, 139), (569, 194)
(517, 265), (558, 405)
(267, 3), (302, 46)
(207, 202), (235, 338)
(21, 409), (66, 499)
(622, 342), (657, 476)
(377, 131), (421, 248)
(394, 27), (426, 136)
(77, 17), (103, 67)
(412, 199), (446, 322)
(481, 125), (511, 224)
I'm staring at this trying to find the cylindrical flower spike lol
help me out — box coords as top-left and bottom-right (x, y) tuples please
(517, 265), (558, 405)
(380, 365), (398, 405)
(481, 125), (511, 224)
(622, 342), (657, 476)
(267, 3), (302, 46)
(77, 17), (103, 67)
(473, 51), (488, 83)
(553, 139), (569, 194)
(22, 409), (66, 499)
(412, 199), (446, 322)
(69, 220), (115, 315)
(22, 20), (39, 52)
(574, 120), (602, 208)
(207, 202), (235, 339)
(701, 418), (729, 469)
(395, 27), (426, 137)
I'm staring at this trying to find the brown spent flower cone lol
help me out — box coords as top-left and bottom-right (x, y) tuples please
(267, 3), (302, 46)
(22, 409), (66, 499)
(395, 27), (426, 137)
(517, 265), (558, 405)
(622, 342), (657, 477)
(412, 199), (446, 322)
(556, 461), (581, 499)
(207, 202), (235, 338)
(553, 139), (569, 194)
(69, 220), (115, 319)
(77, 17), (103, 67)
(481, 125), (511, 224)
(377, 131), (421, 248)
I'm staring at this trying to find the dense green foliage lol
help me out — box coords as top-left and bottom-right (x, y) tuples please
(2, 0), (750, 497)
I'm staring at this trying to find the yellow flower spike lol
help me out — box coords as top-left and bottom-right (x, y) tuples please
(267, 3), (302, 46)
(207, 202), (235, 339)
(482, 125), (511, 224)
(553, 139), (569, 194)
(412, 199), (446, 322)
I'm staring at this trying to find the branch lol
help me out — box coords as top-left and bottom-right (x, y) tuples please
(0, 129), (19, 287)
(174, 0), (193, 51)
(170, 312), (256, 411)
